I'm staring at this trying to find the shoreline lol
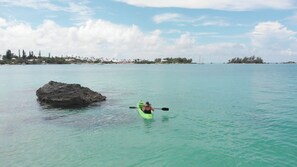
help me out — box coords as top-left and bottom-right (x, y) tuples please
(0, 62), (296, 65)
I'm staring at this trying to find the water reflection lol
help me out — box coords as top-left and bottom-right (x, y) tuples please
(161, 116), (170, 123)
(40, 106), (137, 130)
(143, 119), (155, 129)
(41, 107), (86, 121)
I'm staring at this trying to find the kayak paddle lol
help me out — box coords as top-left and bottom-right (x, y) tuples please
(155, 107), (169, 111)
(129, 106), (169, 111)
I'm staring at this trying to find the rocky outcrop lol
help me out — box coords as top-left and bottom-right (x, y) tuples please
(36, 81), (106, 108)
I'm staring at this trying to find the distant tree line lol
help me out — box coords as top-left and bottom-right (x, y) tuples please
(0, 49), (101, 65)
(282, 61), (296, 64)
(156, 57), (193, 64)
(131, 57), (192, 64)
(0, 49), (193, 65)
(228, 56), (263, 64)
(132, 59), (154, 64)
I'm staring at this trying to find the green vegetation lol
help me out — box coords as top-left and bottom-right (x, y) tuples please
(0, 49), (194, 65)
(0, 49), (102, 65)
(133, 59), (155, 64)
(160, 57), (193, 64)
(228, 56), (263, 64)
(132, 57), (193, 64)
(282, 61), (296, 64)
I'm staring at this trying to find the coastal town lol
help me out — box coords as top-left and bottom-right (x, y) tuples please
(1, 49), (296, 65)
(0, 49), (194, 65)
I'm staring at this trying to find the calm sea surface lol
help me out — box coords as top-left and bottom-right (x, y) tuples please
(0, 64), (297, 167)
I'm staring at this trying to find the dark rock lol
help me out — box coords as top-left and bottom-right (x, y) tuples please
(36, 81), (106, 108)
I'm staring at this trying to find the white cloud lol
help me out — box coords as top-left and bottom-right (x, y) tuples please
(251, 21), (297, 59)
(0, 18), (166, 58)
(153, 13), (230, 27)
(175, 33), (196, 49)
(280, 49), (297, 56)
(153, 13), (183, 24)
(201, 20), (230, 27)
(118, 0), (295, 11)
(2, 17), (297, 63)
(0, 17), (7, 27)
(0, 0), (93, 22)
(0, 17), (250, 62)
(284, 12), (297, 25)
(67, 1), (94, 22)
(0, 0), (64, 11)
(251, 21), (297, 49)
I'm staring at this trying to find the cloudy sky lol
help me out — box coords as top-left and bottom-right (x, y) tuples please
(0, 0), (297, 63)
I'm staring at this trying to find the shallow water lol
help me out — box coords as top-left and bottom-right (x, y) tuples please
(1, 64), (297, 167)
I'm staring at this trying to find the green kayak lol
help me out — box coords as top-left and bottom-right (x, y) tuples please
(137, 101), (153, 119)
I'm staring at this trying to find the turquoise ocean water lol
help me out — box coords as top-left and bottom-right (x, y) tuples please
(0, 64), (297, 167)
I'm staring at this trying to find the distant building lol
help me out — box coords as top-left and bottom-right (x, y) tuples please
(65, 58), (75, 62)
(161, 58), (168, 63)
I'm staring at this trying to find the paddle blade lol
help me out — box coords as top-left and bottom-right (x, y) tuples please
(161, 107), (169, 111)
(129, 106), (137, 109)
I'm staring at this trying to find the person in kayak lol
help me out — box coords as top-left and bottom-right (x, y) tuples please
(142, 102), (154, 114)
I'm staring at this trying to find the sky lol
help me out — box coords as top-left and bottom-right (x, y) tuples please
(0, 0), (297, 63)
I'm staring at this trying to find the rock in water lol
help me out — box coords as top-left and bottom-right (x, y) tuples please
(36, 81), (106, 108)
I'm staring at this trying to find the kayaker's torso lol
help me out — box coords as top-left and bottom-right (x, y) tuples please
(142, 105), (153, 114)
